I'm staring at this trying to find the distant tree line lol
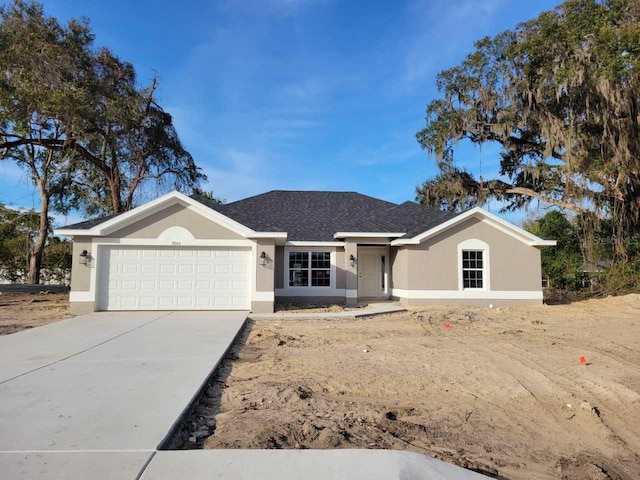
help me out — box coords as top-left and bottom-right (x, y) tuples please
(0, 1), (207, 284)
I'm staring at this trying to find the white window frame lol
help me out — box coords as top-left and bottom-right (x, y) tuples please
(457, 239), (490, 291)
(284, 247), (335, 290)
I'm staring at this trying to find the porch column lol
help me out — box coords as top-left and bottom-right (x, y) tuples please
(345, 239), (358, 306)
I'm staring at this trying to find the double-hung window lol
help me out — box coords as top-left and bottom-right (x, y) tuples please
(289, 251), (331, 287)
(462, 250), (484, 289)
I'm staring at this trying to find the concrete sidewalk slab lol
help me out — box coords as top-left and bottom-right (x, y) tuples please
(142, 450), (490, 480)
(0, 451), (152, 480)
(0, 312), (167, 383)
(0, 311), (247, 478)
(0, 357), (224, 450)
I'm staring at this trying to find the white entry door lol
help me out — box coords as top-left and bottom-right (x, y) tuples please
(98, 246), (251, 310)
(358, 251), (382, 298)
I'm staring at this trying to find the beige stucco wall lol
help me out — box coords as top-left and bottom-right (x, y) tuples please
(390, 247), (408, 290)
(335, 249), (346, 289)
(70, 301), (95, 315)
(344, 241), (358, 306)
(256, 239), (275, 292)
(251, 301), (274, 313)
(108, 204), (243, 240)
(394, 217), (542, 292)
(71, 236), (93, 292)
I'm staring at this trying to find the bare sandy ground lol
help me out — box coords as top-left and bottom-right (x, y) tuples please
(0, 292), (70, 335)
(173, 295), (640, 480)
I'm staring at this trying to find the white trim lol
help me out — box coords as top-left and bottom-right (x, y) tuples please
(248, 232), (288, 239)
(252, 291), (275, 302)
(390, 207), (556, 247)
(457, 238), (490, 291)
(250, 241), (257, 307)
(69, 291), (94, 302)
(346, 289), (358, 298)
(94, 238), (255, 247)
(53, 229), (100, 237)
(286, 241), (346, 247)
(334, 232), (405, 239)
(391, 288), (543, 300)
(275, 288), (346, 297)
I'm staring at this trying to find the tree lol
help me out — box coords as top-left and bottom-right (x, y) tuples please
(525, 211), (585, 291)
(0, 0), (92, 283)
(416, 0), (640, 258)
(416, 165), (479, 212)
(0, 204), (38, 282)
(192, 188), (226, 205)
(68, 50), (205, 216)
(0, 1), (205, 282)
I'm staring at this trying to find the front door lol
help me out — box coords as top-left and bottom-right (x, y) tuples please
(358, 252), (381, 298)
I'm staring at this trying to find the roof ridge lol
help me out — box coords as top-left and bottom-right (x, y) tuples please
(225, 190), (399, 207)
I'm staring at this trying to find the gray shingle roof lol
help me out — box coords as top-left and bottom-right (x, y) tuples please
(194, 191), (456, 241)
(60, 190), (458, 241)
(57, 212), (121, 230)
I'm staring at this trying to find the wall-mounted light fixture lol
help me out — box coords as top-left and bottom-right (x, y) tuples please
(80, 249), (89, 265)
(259, 251), (268, 266)
(349, 254), (356, 267)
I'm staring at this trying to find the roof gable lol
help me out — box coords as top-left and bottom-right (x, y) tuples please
(391, 207), (556, 247)
(54, 191), (264, 238)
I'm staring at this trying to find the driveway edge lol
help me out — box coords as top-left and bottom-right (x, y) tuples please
(155, 315), (249, 451)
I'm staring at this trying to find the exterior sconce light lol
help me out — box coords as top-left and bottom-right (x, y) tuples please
(349, 254), (356, 267)
(259, 251), (268, 266)
(80, 250), (89, 265)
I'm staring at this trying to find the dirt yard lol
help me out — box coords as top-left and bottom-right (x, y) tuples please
(0, 292), (70, 335)
(172, 295), (640, 480)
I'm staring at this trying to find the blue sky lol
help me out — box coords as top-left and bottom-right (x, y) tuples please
(1, 0), (561, 225)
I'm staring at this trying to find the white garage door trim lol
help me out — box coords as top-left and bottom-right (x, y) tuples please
(97, 246), (251, 311)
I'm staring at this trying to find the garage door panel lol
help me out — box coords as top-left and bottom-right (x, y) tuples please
(99, 246), (251, 311)
(122, 265), (138, 274)
(196, 265), (211, 274)
(141, 265), (157, 274)
(158, 297), (175, 308)
(139, 297), (156, 308)
(140, 280), (156, 290)
(178, 265), (194, 275)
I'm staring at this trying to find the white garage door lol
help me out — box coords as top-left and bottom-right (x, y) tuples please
(98, 246), (251, 310)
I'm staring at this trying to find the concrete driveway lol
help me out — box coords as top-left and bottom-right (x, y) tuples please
(0, 311), (247, 479)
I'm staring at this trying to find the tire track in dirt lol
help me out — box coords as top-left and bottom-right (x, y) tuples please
(491, 340), (640, 455)
(481, 339), (640, 479)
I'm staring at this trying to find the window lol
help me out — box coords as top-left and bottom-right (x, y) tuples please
(462, 250), (484, 289)
(289, 251), (331, 287)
